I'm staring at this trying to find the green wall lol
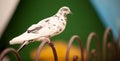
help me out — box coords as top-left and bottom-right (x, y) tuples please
(0, 0), (104, 61)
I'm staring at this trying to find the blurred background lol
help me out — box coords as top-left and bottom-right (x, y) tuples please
(0, 0), (119, 61)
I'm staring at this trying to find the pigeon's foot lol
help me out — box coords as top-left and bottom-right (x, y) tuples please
(45, 37), (51, 44)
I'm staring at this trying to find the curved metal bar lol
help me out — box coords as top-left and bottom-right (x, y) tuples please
(35, 40), (47, 61)
(73, 55), (78, 61)
(65, 35), (84, 61)
(107, 42), (112, 61)
(35, 40), (58, 61)
(91, 49), (96, 61)
(86, 32), (101, 61)
(48, 42), (58, 61)
(0, 48), (21, 61)
(118, 29), (120, 60)
(103, 28), (115, 61)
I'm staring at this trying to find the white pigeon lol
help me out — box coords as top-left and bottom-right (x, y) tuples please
(9, 6), (71, 45)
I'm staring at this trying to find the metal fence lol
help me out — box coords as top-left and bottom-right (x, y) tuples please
(0, 28), (120, 61)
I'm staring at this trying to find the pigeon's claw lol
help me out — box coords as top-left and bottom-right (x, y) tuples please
(45, 37), (51, 44)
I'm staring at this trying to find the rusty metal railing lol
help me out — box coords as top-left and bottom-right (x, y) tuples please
(0, 28), (120, 61)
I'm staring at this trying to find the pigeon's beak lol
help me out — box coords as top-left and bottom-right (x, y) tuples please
(70, 11), (72, 14)
(69, 10), (72, 14)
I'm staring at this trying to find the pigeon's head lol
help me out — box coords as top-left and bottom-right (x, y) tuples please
(58, 6), (71, 16)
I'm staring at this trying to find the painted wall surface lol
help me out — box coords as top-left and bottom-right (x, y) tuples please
(91, 0), (120, 39)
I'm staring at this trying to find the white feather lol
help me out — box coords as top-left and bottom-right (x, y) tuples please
(9, 6), (71, 45)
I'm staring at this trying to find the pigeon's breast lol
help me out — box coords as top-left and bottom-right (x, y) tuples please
(49, 17), (67, 37)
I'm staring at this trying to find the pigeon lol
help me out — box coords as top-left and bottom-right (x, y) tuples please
(9, 6), (71, 45)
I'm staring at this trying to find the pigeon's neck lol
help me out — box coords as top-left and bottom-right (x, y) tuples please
(55, 12), (67, 21)
(55, 12), (67, 18)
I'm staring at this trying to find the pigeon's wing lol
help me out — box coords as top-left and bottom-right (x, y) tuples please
(9, 26), (51, 45)
(36, 16), (61, 37)
(26, 17), (51, 33)
(26, 16), (62, 37)
(10, 17), (60, 45)
(27, 24), (43, 33)
(10, 32), (39, 44)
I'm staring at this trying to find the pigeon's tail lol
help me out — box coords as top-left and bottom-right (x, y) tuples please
(9, 37), (25, 45)
(9, 33), (27, 45)
(9, 32), (40, 45)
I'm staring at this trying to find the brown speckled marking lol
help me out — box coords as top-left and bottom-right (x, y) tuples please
(63, 22), (65, 25)
(27, 26), (43, 33)
(28, 40), (33, 42)
(54, 31), (59, 34)
(54, 15), (60, 19)
(63, 8), (68, 11)
(60, 19), (65, 25)
(59, 28), (62, 31)
(48, 27), (51, 29)
(65, 18), (67, 21)
(53, 24), (56, 26)
(61, 19), (63, 21)
(59, 12), (62, 15)
(45, 19), (49, 22)
(64, 13), (67, 17)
